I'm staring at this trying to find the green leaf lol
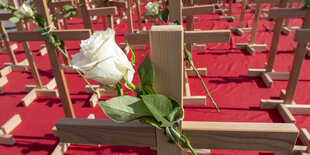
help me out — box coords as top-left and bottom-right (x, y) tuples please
(98, 95), (152, 123)
(126, 41), (136, 66)
(141, 94), (173, 127)
(41, 32), (55, 44)
(142, 85), (155, 94)
(140, 116), (161, 129)
(9, 17), (19, 23)
(161, 7), (169, 23)
(138, 54), (154, 86)
(63, 12), (71, 18)
(33, 27), (42, 32)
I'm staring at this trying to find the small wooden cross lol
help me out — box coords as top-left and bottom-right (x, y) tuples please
(248, 1), (305, 88)
(260, 8), (310, 125)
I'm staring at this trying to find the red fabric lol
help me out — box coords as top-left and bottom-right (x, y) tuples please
(0, 2), (310, 155)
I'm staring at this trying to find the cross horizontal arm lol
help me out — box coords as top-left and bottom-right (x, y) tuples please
(183, 5), (214, 16)
(183, 121), (298, 151)
(56, 118), (156, 147)
(56, 118), (298, 151)
(253, 0), (301, 3)
(0, 13), (13, 21)
(125, 30), (231, 45)
(269, 8), (306, 18)
(88, 7), (117, 16)
(107, 1), (128, 8)
(8, 29), (91, 41)
(56, 7), (117, 19)
(48, 1), (74, 8)
(294, 29), (310, 42)
(193, 0), (218, 5)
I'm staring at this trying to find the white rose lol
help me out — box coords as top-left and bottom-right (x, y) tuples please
(19, 2), (34, 17)
(145, 2), (159, 17)
(72, 28), (135, 85)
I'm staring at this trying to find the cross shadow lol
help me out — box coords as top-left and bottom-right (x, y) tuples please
(207, 75), (267, 88)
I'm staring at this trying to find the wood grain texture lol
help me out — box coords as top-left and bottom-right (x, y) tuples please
(182, 5), (214, 16)
(277, 104), (296, 123)
(169, 0), (182, 24)
(125, 30), (230, 45)
(269, 8), (306, 18)
(79, 0), (94, 33)
(8, 30), (92, 41)
(0, 13), (13, 20)
(56, 118), (156, 146)
(88, 7), (117, 16)
(294, 29), (310, 42)
(193, 0), (218, 4)
(183, 121), (298, 151)
(150, 25), (183, 155)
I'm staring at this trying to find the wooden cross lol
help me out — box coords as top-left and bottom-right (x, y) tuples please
(53, 1), (297, 154)
(281, 2), (300, 35)
(248, 0), (303, 88)
(259, 7), (310, 125)
(48, 0), (75, 30)
(236, 0), (301, 55)
(230, 0), (253, 36)
(0, 12), (28, 84)
(6, 0), (95, 118)
(55, 24), (299, 155)
(219, 0), (238, 22)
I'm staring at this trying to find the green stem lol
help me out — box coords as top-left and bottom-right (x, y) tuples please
(55, 46), (97, 94)
(187, 59), (219, 112)
(156, 15), (166, 25)
(127, 82), (140, 95)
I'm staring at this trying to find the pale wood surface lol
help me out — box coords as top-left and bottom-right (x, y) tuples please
(125, 30), (231, 45)
(56, 119), (156, 146)
(0, 21), (17, 64)
(286, 104), (310, 115)
(238, 0), (247, 28)
(0, 114), (21, 135)
(126, 0), (133, 33)
(183, 121), (298, 151)
(193, 0), (218, 4)
(88, 7), (117, 16)
(300, 128), (310, 146)
(169, 0), (182, 24)
(277, 104), (296, 123)
(294, 29), (310, 42)
(264, 0), (288, 72)
(249, 2), (262, 44)
(269, 8), (306, 18)
(0, 134), (15, 145)
(150, 25), (183, 155)
(79, 0), (94, 33)
(51, 142), (70, 155)
(8, 30), (92, 41)
(182, 5), (214, 16)
(56, 118), (298, 151)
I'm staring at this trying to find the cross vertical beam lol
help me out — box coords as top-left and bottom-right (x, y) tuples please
(169, 0), (182, 24)
(150, 25), (183, 155)
(265, 0), (288, 72)
(34, 0), (75, 118)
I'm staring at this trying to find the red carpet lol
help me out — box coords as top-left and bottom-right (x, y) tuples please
(0, 2), (309, 155)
